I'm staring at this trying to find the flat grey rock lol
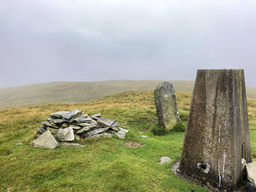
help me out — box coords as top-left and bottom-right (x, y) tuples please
(73, 115), (93, 124)
(38, 126), (47, 134)
(76, 127), (92, 134)
(247, 162), (256, 186)
(115, 131), (126, 139)
(69, 125), (82, 130)
(91, 113), (102, 120)
(160, 156), (171, 164)
(97, 117), (118, 128)
(50, 118), (66, 125)
(31, 130), (58, 149)
(42, 121), (58, 128)
(78, 123), (90, 127)
(76, 123), (99, 134)
(110, 127), (119, 132)
(119, 127), (129, 133)
(87, 127), (110, 137)
(57, 127), (75, 141)
(50, 111), (70, 119)
(63, 109), (82, 120)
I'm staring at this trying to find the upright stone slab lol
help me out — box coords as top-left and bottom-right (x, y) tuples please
(154, 82), (180, 130)
(179, 69), (252, 189)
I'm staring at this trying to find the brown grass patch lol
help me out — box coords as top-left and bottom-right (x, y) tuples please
(125, 141), (143, 148)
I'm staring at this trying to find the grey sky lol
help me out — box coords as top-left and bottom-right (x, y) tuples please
(0, 0), (256, 88)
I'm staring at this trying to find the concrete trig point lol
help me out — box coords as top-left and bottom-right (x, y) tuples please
(179, 69), (252, 189)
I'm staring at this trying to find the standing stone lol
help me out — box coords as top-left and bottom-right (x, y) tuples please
(154, 82), (180, 130)
(179, 69), (252, 189)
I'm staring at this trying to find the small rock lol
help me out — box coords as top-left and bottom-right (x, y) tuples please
(60, 142), (86, 148)
(16, 143), (23, 146)
(57, 127), (75, 141)
(119, 127), (129, 133)
(31, 130), (58, 149)
(160, 156), (171, 164)
(246, 161), (256, 186)
(141, 135), (148, 138)
(115, 131), (126, 139)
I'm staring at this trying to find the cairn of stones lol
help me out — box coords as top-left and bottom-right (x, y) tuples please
(179, 69), (252, 190)
(154, 82), (180, 130)
(31, 109), (128, 149)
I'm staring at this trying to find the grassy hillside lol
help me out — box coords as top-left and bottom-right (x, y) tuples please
(0, 81), (194, 110)
(0, 91), (255, 192)
(1, 80), (256, 111)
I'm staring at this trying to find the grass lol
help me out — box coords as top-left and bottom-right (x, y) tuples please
(0, 90), (255, 192)
(0, 80), (195, 110)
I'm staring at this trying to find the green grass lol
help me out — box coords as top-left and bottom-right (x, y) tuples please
(0, 91), (255, 192)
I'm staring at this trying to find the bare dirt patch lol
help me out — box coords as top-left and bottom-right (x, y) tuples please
(125, 141), (143, 148)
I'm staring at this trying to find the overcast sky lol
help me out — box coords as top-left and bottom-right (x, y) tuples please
(0, 0), (256, 88)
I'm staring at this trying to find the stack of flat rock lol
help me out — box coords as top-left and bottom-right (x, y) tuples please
(31, 109), (128, 149)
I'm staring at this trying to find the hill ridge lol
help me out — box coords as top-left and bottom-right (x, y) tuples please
(1, 80), (256, 110)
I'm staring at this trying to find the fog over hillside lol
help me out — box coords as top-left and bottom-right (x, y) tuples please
(1, 80), (256, 110)
(1, 0), (256, 88)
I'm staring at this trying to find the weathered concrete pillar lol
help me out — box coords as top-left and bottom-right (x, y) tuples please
(179, 69), (252, 189)
(154, 82), (180, 130)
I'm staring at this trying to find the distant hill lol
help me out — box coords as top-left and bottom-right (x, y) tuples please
(0, 80), (255, 110)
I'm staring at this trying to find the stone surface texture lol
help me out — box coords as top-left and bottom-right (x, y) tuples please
(246, 162), (256, 186)
(31, 130), (58, 149)
(154, 82), (180, 130)
(179, 69), (252, 189)
(115, 131), (126, 139)
(160, 156), (171, 164)
(57, 127), (75, 141)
